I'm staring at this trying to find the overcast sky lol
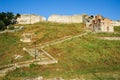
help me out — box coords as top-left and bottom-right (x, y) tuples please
(0, 0), (120, 20)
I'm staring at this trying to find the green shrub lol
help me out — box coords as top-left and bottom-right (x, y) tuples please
(29, 63), (37, 68)
(8, 25), (14, 30)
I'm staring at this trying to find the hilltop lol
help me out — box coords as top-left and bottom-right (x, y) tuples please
(0, 22), (120, 80)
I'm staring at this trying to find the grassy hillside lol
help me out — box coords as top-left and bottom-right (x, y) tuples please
(3, 32), (120, 80)
(15, 22), (85, 44)
(114, 26), (120, 33)
(1, 22), (120, 79)
(0, 33), (33, 66)
(0, 22), (85, 66)
(91, 32), (120, 37)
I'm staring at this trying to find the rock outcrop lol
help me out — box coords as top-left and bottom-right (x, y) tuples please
(48, 14), (83, 23)
(17, 14), (46, 24)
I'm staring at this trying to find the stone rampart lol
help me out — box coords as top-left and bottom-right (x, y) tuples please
(48, 14), (83, 23)
(17, 14), (46, 24)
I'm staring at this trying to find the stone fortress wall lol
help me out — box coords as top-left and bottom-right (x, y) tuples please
(17, 14), (120, 26)
(17, 14), (46, 24)
(17, 14), (83, 24)
(17, 14), (84, 24)
(48, 14), (83, 23)
(17, 14), (120, 32)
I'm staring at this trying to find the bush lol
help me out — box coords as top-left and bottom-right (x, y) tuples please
(8, 25), (14, 30)
(29, 63), (37, 68)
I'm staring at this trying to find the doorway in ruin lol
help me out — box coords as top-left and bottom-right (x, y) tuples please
(107, 26), (109, 32)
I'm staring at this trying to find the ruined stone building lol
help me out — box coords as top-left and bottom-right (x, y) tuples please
(17, 14), (46, 24)
(84, 15), (114, 32)
(48, 14), (84, 23)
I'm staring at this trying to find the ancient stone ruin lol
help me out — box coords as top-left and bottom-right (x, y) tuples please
(16, 14), (117, 32)
(48, 14), (84, 23)
(17, 14), (46, 24)
(84, 15), (114, 32)
(20, 33), (33, 42)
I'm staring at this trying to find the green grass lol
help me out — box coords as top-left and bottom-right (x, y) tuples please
(15, 22), (85, 44)
(0, 22), (85, 66)
(0, 33), (33, 66)
(3, 32), (120, 80)
(91, 32), (120, 37)
(1, 22), (120, 79)
(114, 26), (120, 33)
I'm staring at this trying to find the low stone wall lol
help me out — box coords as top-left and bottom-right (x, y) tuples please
(24, 76), (86, 80)
(99, 37), (120, 40)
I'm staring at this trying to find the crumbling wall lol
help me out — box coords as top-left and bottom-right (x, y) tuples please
(85, 15), (114, 32)
(48, 14), (83, 23)
(17, 14), (46, 24)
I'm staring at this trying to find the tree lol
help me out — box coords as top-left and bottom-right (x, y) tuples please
(14, 13), (21, 24)
(0, 12), (20, 30)
(0, 21), (5, 30)
(5, 12), (14, 25)
(15, 13), (21, 19)
(0, 12), (6, 20)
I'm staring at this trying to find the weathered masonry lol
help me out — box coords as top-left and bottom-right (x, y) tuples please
(48, 14), (84, 23)
(17, 14), (46, 24)
(84, 15), (114, 32)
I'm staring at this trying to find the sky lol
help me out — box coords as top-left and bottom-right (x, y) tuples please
(0, 0), (120, 20)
